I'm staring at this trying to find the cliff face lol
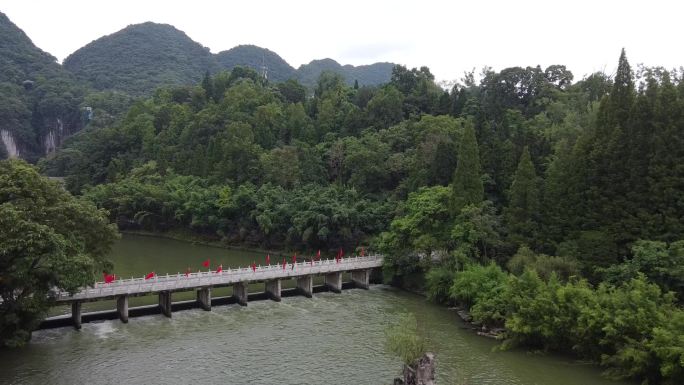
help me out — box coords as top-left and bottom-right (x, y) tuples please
(0, 12), (84, 161)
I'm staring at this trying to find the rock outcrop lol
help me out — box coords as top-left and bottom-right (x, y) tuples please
(394, 352), (436, 385)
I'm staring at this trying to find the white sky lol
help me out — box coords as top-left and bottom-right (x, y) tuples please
(2, 0), (682, 83)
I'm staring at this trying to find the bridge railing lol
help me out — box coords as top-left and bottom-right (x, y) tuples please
(54, 255), (383, 301)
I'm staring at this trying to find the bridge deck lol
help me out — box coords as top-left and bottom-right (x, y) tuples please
(54, 255), (383, 303)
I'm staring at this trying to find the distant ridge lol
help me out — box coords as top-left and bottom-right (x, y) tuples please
(216, 45), (296, 83)
(61, 22), (396, 94)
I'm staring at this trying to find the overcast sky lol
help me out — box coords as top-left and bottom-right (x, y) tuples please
(2, 0), (682, 83)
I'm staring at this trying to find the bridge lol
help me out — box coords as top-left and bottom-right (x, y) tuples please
(54, 255), (383, 329)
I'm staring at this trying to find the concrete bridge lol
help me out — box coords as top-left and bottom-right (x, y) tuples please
(53, 255), (383, 329)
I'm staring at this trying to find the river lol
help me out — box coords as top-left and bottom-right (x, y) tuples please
(0, 234), (633, 385)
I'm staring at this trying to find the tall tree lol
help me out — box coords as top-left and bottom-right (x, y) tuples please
(451, 120), (483, 213)
(0, 160), (118, 347)
(505, 146), (540, 248)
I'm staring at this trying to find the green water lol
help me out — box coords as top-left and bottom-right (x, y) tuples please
(0, 235), (633, 385)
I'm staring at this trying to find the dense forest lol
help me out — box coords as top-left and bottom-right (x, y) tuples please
(64, 22), (220, 96)
(0, 11), (395, 160)
(1, 10), (682, 382)
(0, 12), (87, 161)
(41, 50), (684, 383)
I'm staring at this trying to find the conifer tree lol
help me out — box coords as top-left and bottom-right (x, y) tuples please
(505, 146), (540, 247)
(648, 72), (684, 241)
(451, 120), (483, 213)
(201, 70), (214, 101)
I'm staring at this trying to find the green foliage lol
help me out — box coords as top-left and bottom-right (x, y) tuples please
(601, 240), (684, 301)
(451, 120), (484, 213)
(378, 186), (453, 256)
(450, 260), (684, 384)
(215, 45), (296, 83)
(506, 245), (579, 281)
(384, 313), (429, 365)
(84, 162), (387, 250)
(297, 58), (394, 89)
(451, 263), (509, 326)
(425, 266), (455, 304)
(0, 12), (86, 160)
(451, 201), (503, 262)
(504, 146), (540, 247)
(63, 22), (218, 96)
(0, 159), (118, 347)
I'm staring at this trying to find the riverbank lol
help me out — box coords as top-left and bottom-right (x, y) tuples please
(122, 229), (283, 256)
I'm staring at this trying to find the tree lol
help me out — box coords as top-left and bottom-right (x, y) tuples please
(276, 79), (307, 104)
(379, 186), (453, 257)
(451, 120), (483, 213)
(504, 146), (540, 247)
(365, 85), (404, 129)
(0, 160), (118, 347)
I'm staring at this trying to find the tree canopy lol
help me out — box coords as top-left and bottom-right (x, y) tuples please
(0, 159), (118, 347)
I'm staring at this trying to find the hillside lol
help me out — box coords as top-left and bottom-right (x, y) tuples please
(215, 45), (296, 83)
(63, 22), (218, 96)
(0, 11), (85, 160)
(296, 59), (394, 88)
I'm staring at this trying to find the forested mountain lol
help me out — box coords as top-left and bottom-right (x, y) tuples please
(0, 11), (86, 161)
(215, 45), (296, 83)
(0, 12), (398, 160)
(296, 58), (394, 88)
(63, 22), (218, 96)
(62, 23), (395, 95)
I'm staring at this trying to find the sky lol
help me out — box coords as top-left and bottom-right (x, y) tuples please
(2, 0), (682, 83)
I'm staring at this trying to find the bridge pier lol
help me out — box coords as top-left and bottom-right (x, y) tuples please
(117, 295), (129, 323)
(159, 291), (172, 317)
(233, 282), (248, 306)
(325, 272), (342, 293)
(351, 269), (370, 289)
(297, 275), (313, 298)
(72, 302), (82, 330)
(265, 279), (281, 302)
(197, 287), (211, 311)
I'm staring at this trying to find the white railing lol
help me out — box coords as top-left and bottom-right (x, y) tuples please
(54, 255), (383, 302)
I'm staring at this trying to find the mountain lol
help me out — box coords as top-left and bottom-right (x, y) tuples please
(215, 45), (296, 83)
(64, 22), (218, 96)
(213, 46), (394, 88)
(0, 13), (398, 160)
(296, 59), (394, 88)
(0, 11), (85, 160)
(63, 20), (396, 95)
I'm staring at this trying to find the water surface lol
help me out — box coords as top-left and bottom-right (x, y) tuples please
(0, 235), (632, 385)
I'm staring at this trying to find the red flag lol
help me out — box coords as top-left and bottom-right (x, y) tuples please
(251, 262), (256, 272)
(316, 249), (321, 260)
(145, 272), (155, 280)
(216, 265), (223, 273)
(266, 254), (270, 265)
(282, 258), (286, 270)
(292, 253), (297, 264)
(202, 259), (210, 268)
(104, 273), (115, 283)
